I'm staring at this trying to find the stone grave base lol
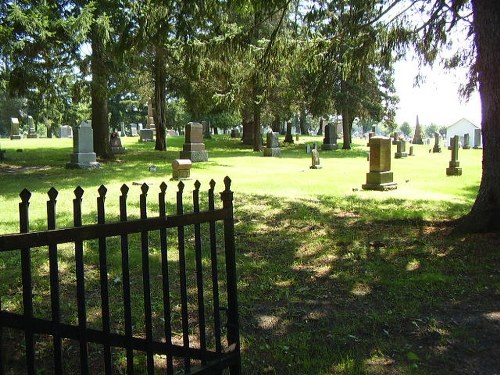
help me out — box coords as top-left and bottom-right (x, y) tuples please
(446, 167), (462, 176)
(66, 152), (101, 169)
(310, 165), (322, 169)
(321, 144), (338, 151)
(432, 146), (441, 153)
(263, 147), (280, 157)
(180, 150), (208, 162)
(10, 135), (22, 140)
(27, 134), (38, 139)
(362, 171), (397, 191)
(395, 152), (407, 159)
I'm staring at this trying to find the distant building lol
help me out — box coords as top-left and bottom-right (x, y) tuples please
(446, 118), (480, 146)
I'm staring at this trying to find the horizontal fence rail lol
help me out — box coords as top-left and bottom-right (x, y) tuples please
(0, 177), (240, 375)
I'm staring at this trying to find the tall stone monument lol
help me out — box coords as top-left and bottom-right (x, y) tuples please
(463, 133), (471, 149)
(362, 136), (397, 191)
(26, 116), (38, 138)
(412, 115), (424, 144)
(321, 123), (338, 150)
(180, 122), (208, 162)
(446, 135), (462, 176)
(432, 132), (442, 153)
(473, 128), (482, 149)
(10, 118), (22, 140)
(66, 121), (100, 169)
(284, 121), (294, 144)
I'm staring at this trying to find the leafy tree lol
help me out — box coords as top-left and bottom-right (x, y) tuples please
(392, 0), (500, 233)
(303, 0), (399, 149)
(399, 121), (413, 137)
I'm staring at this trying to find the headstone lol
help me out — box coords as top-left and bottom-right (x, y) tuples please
(139, 128), (154, 142)
(321, 123), (338, 150)
(367, 127), (375, 146)
(60, 125), (73, 138)
(130, 123), (138, 136)
(446, 135), (462, 176)
(66, 121), (100, 169)
(10, 118), (22, 140)
(166, 129), (178, 137)
(180, 122), (209, 162)
(473, 128), (482, 149)
(263, 131), (281, 157)
(284, 121), (294, 144)
(306, 144), (311, 154)
(110, 132), (126, 154)
(26, 116), (38, 138)
(463, 133), (471, 149)
(412, 115), (424, 144)
(230, 128), (241, 138)
(394, 139), (408, 159)
(310, 149), (322, 169)
(409, 145), (414, 156)
(362, 136), (397, 191)
(171, 159), (192, 180)
(392, 131), (400, 145)
(432, 132), (441, 153)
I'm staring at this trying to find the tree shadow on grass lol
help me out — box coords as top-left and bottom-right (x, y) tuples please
(234, 193), (500, 374)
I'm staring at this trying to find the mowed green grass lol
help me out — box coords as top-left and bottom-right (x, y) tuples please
(0, 134), (481, 233)
(1, 134), (496, 375)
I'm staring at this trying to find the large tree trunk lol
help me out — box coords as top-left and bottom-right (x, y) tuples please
(91, 25), (113, 160)
(154, 47), (167, 151)
(271, 114), (281, 133)
(252, 75), (262, 152)
(454, 0), (500, 233)
(341, 108), (352, 150)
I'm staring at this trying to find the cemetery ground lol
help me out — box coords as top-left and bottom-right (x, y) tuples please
(0, 135), (498, 375)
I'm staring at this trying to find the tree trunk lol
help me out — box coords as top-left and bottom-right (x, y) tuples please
(317, 118), (324, 136)
(271, 114), (281, 132)
(299, 107), (307, 135)
(91, 25), (113, 160)
(241, 105), (253, 145)
(252, 76), (262, 152)
(341, 108), (352, 150)
(154, 47), (167, 151)
(454, 0), (500, 233)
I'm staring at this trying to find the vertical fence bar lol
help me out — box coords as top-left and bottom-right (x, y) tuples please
(74, 186), (89, 375)
(193, 181), (207, 364)
(208, 180), (222, 356)
(158, 182), (174, 374)
(0, 250), (3, 375)
(47, 188), (62, 373)
(119, 184), (134, 375)
(140, 184), (154, 374)
(97, 185), (112, 374)
(19, 189), (35, 375)
(176, 181), (190, 372)
(220, 177), (241, 375)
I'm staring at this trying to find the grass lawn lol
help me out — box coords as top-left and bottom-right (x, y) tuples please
(0, 134), (498, 374)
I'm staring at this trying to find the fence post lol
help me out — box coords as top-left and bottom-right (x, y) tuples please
(209, 180), (222, 357)
(97, 185), (112, 374)
(119, 184), (134, 374)
(177, 181), (191, 372)
(159, 182), (174, 374)
(140, 183), (155, 374)
(220, 177), (241, 375)
(73, 186), (89, 375)
(19, 189), (35, 375)
(47, 187), (63, 373)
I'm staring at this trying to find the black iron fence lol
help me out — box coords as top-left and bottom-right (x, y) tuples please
(0, 177), (240, 374)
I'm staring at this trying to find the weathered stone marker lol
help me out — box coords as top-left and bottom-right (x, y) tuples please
(66, 121), (100, 169)
(310, 148), (322, 169)
(432, 132), (442, 153)
(362, 136), (397, 191)
(321, 123), (338, 150)
(446, 135), (462, 176)
(180, 122), (208, 162)
(263, 131), (281, 157)
(171, 159), (192, 180)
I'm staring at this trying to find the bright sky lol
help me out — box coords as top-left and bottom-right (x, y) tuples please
(394, 55), (481, 128)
